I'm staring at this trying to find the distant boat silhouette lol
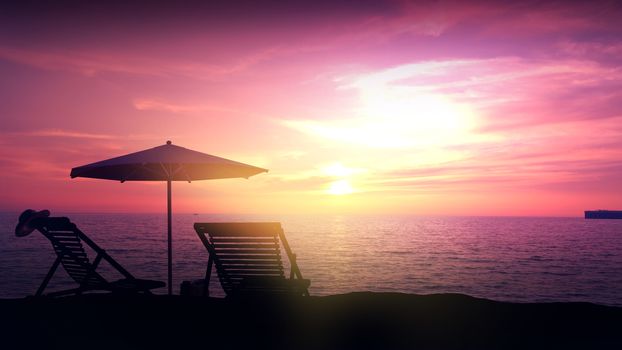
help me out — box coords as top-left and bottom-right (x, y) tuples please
(585, 210), (622, 219)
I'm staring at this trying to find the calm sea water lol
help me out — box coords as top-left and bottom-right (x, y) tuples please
(1, 212), (621, 306)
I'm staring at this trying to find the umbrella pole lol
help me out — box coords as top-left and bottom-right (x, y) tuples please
(167, 179), (172, 295)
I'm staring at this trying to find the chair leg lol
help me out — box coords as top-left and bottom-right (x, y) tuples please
(36, 257), (61, 297)
(203, 257), (213, 297)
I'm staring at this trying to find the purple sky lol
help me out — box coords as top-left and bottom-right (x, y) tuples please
(1, 1), (621, 215)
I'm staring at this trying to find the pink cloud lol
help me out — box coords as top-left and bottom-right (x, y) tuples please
(132, 99), (237, 114)
(8, 129), (116, 140)
(0, 46), (285, 80)
(557, 40), (622, 58)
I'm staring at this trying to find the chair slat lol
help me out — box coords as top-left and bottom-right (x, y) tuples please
(213, 249), (280, 255)
(47, 232), (78, 236)
(59, 260), (89, 266)
(64, 272), (88, 278)
(52, 240), (82, 246)
(53, 243), (82, 248)
(212, 243), (279, 249)
(211, 237), (277, 243)
(226, 274), (284, 279)
(55, 247), (86, 253)
(195, 222), (282, 237)
(217, 254), (281, 260)
(54, 238), (82, 246)
(61, 259), (91, 269)
(207, 231), (278, 237)
(49, 236), (81, 242)
(226, 271), (284, 276)
(50, 234), (80, 239)
(220, 265), (283, 270)
(63, 268), (90, 274)
(218, 259), (283, 265)
(61, 262), (90, 268)
(56, 252), (88, 259)
(225, 268), (284, 273)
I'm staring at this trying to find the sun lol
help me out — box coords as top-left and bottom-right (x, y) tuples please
(328, 179), (353, 195)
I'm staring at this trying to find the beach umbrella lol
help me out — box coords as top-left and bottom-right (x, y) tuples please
(70, 141), (268, 295)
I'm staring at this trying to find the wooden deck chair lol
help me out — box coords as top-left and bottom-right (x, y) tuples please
(194, 222), (310, 297)
(16, 210), (165, 297)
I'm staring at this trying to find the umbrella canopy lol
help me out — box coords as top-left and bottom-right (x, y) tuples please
(70, 141), (267, 182)
(70, 141), (267, 294)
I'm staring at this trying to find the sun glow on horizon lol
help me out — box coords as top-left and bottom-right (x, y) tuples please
(328, 179), (354, 195)
(322, 162), (363, 177)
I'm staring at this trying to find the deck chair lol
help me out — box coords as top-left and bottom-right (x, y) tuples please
(194, 222), (310, 297)
(15, 210), (165, 297)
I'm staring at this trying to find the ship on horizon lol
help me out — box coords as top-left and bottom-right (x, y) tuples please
(584, 210), (622, 219)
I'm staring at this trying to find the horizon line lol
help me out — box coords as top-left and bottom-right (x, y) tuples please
(0, 210), (585, 219)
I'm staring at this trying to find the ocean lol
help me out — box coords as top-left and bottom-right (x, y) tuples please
(2, 212), (621, 306)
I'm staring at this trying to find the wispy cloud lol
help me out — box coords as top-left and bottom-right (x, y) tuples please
(364, 115), (622, 194)
(556, 40), (622, 59)
(0, 46), (163, 77)
(133, 99), (237, 114)
(7, 129), (116, 140)
(0, 46), (281, 80)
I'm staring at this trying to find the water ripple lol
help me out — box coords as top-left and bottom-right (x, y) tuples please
(1, 213), (621, 306)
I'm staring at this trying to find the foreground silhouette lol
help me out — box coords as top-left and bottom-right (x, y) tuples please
(70, 140), (268, 295)
(15, 209), (165, 297)
(1, 292), (620, 349)
(192, 222), (310, 297)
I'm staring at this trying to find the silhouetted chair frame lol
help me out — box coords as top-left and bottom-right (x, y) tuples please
(32, 216), (164, 297)
(194, 222), (310, 297)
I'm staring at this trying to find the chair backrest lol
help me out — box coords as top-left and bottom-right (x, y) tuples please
(38, 217), (108, 288)
(194, 222), (289, 295)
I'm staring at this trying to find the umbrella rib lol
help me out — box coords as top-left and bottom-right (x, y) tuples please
(134, 163), (170, 179)
(120, 167), (139, 183)
(159, 162), (172, 180)
(167, 163), (192, 183)
(178, 164), (193, 183)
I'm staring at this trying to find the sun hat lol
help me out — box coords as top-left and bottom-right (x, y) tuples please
(15, 209), (50, 237)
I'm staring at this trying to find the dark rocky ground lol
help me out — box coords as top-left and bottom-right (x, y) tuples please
(1, 292), (621, 349)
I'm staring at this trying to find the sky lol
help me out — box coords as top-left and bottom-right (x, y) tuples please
(1, 0), (621, 216)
